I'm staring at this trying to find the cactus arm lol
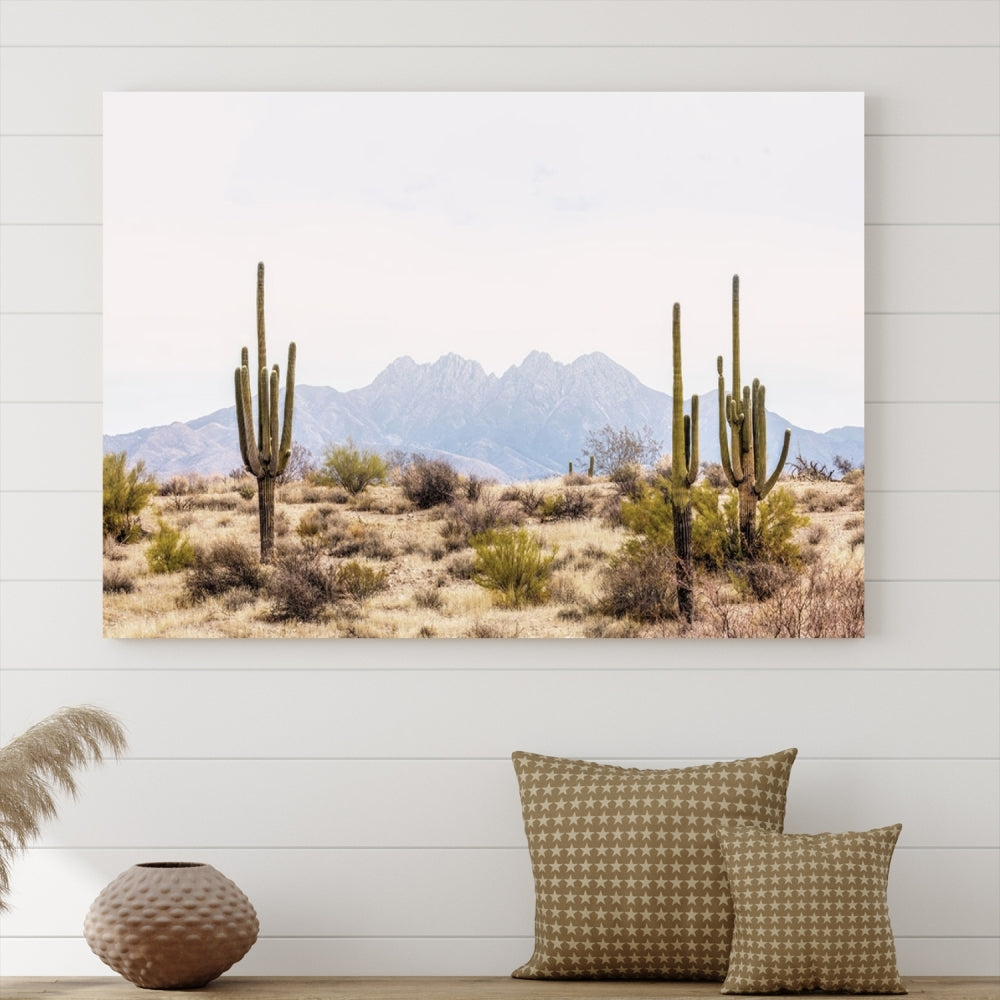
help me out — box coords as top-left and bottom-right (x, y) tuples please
(686, 394), (699, 487)
(236, 366), (262, 476)
(268, 366), (280, 467)
(277, 341), (296, 474)
(759, 428), (792, 499)
(671, 303), (687, 482)
(731, 274), (741, 403)
(717, 357), (740, 487)
(752, 380), (766, 487)
(257, 365), (272, 465)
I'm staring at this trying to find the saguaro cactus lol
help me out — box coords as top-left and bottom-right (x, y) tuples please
(235, 262), (296, 562)
(717, 275), (791, 557)
(671, 302), (699, 623)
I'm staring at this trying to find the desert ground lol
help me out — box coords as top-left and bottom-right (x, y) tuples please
(103, 462), (864, 640)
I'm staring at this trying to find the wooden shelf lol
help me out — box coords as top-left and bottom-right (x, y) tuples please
(1, 977), (997, 999)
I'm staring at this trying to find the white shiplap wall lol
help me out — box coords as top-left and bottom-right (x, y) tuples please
(0, 0), (998, 978)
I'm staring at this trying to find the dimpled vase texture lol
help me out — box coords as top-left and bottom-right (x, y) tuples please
(84, 862), (259, 989)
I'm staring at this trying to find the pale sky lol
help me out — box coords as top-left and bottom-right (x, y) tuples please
(103, 91), (864, 435)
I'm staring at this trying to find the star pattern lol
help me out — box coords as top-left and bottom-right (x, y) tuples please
(510, 748), (798, 980)
(718, 823), (906, 995)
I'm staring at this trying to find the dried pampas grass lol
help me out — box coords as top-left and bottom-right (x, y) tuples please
(0, 706), (127, 910)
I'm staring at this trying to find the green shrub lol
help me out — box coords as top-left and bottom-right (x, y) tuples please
(470, 527), (554, 608)
(756, 487), (808, 566)
(398, 457), (459, 509)
(103, 451), (158, 543)
(690, 482), (741, 569)
(185, 539), (263, 602)
(596, 541), (677, 623)
(145, 520), (196, 574)
(315, 440), (388, 496)
(334, 560), (390, 604)
(620, 479), (674, 547)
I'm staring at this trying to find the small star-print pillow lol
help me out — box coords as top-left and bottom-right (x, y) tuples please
(510, 747), (798, 980)
(718, 822), (906, 994)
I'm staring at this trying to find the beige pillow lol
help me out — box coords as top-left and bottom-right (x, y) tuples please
(719, 823), (906, 995)
(510, 747), (798, 980)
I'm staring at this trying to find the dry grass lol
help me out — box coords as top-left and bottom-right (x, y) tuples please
(103, 475), (863, 638)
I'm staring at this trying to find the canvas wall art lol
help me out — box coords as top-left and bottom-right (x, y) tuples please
(102, 92), (864, 638)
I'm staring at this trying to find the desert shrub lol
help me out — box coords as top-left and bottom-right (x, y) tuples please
(443, 496), (513, 544)
(102, 566), (136, 594)
(548, 573), (582, 605)
(689, 483), (804, 569)
(469, 527), (554, 608)
(805, 524), (827, 546)
(414, 586), (444, 610)
(398, 457), (459, 509)
(690, 483), (741, 568)
(609, 462), (645, 500)
(236, 482), (256, 501)
(417, 625), (436, 638)
(266, 547), (335, 621)
(334, 560), (390, 604)
(464, 475), (489, 502)
(540, 487), (593, 522)
(185, 539), (263, 602)
(296, 507), (336, 545)
(103, 451), (158, 543)
(103, 536), (127, 562)
(620, 480), (674, 548)
(601, 492), (624, 528)
(467, 619), (520, 639)
(850, 528), (865, 550)
(446, 552), (476, 579)
(563, 472), (589, 486)
(326, 520), (396, 561)
(596, 542), (677, 623)
(756, 488), (808, 566)
(502, 484), (543, 516)
(700, 462), (729, 489)
(585, 424), (662, 475)
(735, 561), (799, 601)
(145, 521), (196, 574)
(755, 559), (865, 638)
(316, 440), (387, 496)
(276, 442), (317, 485)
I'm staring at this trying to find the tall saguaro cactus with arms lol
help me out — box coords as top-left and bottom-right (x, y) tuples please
(671, 302), (699, 623)
(717, 275), (791, 557)
(235, 262), (296, 562)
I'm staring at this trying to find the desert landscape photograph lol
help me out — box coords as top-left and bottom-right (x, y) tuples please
(102, 92), (864, 638)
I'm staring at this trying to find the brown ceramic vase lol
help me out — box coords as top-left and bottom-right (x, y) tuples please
(83, 862), (259, 990)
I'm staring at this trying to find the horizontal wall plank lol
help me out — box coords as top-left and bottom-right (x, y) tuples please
(865, 492), (999, 581)
(4, 223), (997, 318)
(0, 226), (100, 313)
(15, 490), (1000, 581)
(1, 48), (996, 137)
(4, 581), (997, 671)
(4, 136), (996, 226)
(2, 846), (995, 939)
(3, 314), (996, 405)
(2, 0), (997, 47)
(865, 225), (1000, 315)
(866, 136), (1000, 225)
(23, 758), (997, 850)
(0, 404), (101, 491)
(0, 935), (996, 978)
(0, 316), (102, 401)
(7, 401), (997, 492)
(0, 136), (101, 224)
(865, 315), (1000, 403)
(865, 403), (1000, 491)
(2, 669), (997, 759)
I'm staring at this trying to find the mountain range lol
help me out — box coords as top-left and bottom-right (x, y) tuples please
(103, 351), (864, 482)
